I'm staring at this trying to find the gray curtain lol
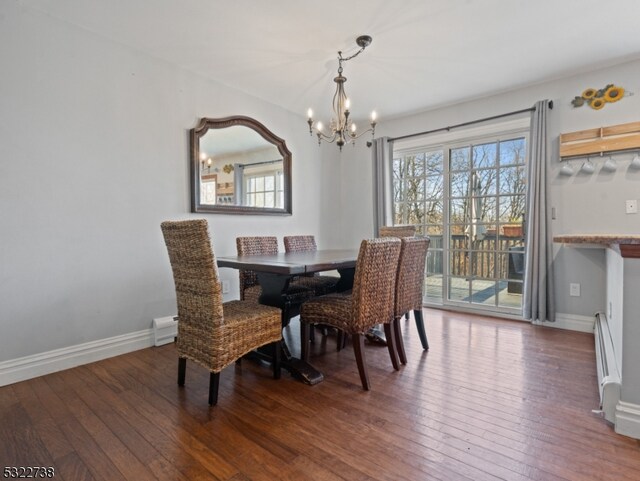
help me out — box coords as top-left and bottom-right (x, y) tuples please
(372, 137), (393, 236)
(523, 100), (555, 323)
(233, 163), (244, 205)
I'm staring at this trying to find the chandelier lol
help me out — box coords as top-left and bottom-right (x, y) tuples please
(307, 35), (377, 150)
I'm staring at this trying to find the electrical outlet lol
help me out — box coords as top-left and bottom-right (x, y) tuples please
(626, 199), (637, 214)
(569, 283), (581, 297)
(221, 280), (230, 294)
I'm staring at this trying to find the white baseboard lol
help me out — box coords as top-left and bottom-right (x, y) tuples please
(0, 329), (154, 387)
(615, 401), (640, 440)
(533, 312), (595, 333)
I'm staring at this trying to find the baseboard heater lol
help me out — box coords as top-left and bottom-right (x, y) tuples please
(594, 312), (621, 423)
(153, 316), (178, 346)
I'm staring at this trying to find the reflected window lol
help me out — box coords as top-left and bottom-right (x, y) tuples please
(245, 170), (283, 208)
(200, 174), (217, 205)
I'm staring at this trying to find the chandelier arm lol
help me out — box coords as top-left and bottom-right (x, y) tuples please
(318, 135), (339, 145)
(347, 127), (376, 141)
(332, 85), (341, 122)
(314, 129), (338, 143)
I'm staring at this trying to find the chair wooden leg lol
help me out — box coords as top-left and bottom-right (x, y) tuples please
(281, 305), (292, 328)
(383, 321), (400, 371)
(394, 316), (407, 365)
(209, 372), (220, 406)
(414, 309), (429, 350)
(272, 340), (281, 379)
(352, 333), (370, 390)
(178, 358), (186, 386)
(337, 330), (344, 351)
(301, 321), (311, 361)
(405, 312), (410, 321)
(309, 323), (316, 344)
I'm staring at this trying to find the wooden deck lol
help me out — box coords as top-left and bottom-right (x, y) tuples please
(2, 309), (639, 480)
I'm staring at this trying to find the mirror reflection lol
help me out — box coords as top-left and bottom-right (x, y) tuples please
(199, 127), (283, 208)
(190, 116), (292, 215)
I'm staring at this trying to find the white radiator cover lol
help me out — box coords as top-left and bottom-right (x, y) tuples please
(594, 312), (621, 423)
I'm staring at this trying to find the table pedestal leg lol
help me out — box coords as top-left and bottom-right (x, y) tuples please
(336, 267), (355, 292)
(255, 272), (325, 385)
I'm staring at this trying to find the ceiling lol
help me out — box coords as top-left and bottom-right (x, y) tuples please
(21, 0), (640, 122)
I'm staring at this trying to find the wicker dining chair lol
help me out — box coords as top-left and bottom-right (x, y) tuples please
(283, 234), (318, 253)
(236, 236), (278, 303)
(299, 238), (402, 390)
(161, 220), (282, 406)
(284, 235), (339, 344)
(392, 236), (431, 364)
(284, 235), (339, 296)
(379, 223), (417, 318)
(353, 223), (419, 347)
(236, 236), (314, 328)
(379, 224), (417, 238)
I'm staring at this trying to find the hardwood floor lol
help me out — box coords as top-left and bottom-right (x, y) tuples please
(2, 309), (639, 480)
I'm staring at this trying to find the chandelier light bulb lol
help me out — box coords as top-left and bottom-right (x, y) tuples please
(316, 121), (323, 132)
(345, 98), (351, 110)
(307, 108), (313, 119)
(371, 111), (377, 122)
(351, 123), (357, 133)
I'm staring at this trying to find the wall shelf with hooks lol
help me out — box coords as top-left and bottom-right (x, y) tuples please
(559, 121), (640, 159)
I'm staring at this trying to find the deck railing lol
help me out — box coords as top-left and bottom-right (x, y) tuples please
(427, 234), (524, 279)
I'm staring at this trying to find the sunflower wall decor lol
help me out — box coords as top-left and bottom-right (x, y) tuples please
(571, 84), (627, 110)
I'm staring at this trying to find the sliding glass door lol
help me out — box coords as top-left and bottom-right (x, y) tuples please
(392, 131), (527, 315)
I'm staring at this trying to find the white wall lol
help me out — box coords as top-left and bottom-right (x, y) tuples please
(0, 2), (331, 362)
(338, 58), (640, 318)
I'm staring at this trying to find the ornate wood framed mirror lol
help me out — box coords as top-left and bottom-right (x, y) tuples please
(190, 116), (292, 215)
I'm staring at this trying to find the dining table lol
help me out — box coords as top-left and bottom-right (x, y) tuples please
(217, 249), (359, 385)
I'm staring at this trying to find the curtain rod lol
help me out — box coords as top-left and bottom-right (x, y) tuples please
(388, 100), (553, 143)
(238, 159), (282, 168)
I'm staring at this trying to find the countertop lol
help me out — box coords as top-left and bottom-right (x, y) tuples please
(553, 234), (640, 245)
(553, 235), (640, 258)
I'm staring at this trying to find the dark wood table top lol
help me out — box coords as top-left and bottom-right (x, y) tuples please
(217, 249), (359, 275)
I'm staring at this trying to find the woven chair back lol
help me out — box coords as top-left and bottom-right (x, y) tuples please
(160, 220), (224, 355)
(283, 235), (317, 253)
(236, 236), (278, 299)
(351, 238), (401, 332)
(379, 225), (417, 238)
(396, 237), (430, 315)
